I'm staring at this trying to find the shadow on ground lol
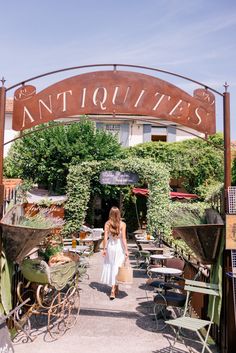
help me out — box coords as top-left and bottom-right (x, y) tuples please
(79, 307), (140, 320)
(151, 347), (188, 353)
(89, 281), (128, 299)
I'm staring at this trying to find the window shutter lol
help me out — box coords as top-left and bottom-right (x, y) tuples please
(120, 123), (129, 147)
(167, 125), (176, 142)
(143, 124), (151, 142)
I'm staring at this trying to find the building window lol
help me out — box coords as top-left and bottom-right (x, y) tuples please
(151, 126), (167, 142)
(105, 124), (120, 138)
(151, 135), (167, 142)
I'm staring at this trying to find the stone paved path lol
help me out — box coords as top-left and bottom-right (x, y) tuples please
(13, 244), (218, 353)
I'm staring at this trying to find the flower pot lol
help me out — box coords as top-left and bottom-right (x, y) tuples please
(173, 224), (224, 264)
(0, 204), (62, 264)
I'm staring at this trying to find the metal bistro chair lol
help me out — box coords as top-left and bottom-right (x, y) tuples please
(135, 250), (151, 268)
(152, 267), (203, 331)
(146, 256), (185, 298)
(165, 279), (220, 353)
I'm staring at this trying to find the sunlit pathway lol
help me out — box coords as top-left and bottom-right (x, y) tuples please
(13, 244), (211, 353)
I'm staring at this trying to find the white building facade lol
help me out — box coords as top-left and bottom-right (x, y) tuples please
(4, 98), (203, 157)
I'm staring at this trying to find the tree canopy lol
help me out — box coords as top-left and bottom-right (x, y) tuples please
(123, 133), (224, 193)
(4, 118), (122, 194)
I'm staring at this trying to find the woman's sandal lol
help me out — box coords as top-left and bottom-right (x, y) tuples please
(110, 290), (116, 300)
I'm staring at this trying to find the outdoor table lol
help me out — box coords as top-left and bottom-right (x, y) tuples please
(64, 245), (89, 254)
(150, 254), (173, 260)
(135, 235), (154, 241)
(149, 254), (174, 266)
(148, 267), (183, 280)
(79, 237), (103, 252)
(140, 243), (164, 254)
(136, 239), (154, 243)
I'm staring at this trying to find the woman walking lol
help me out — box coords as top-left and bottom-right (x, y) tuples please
(101, 206), (129, 299)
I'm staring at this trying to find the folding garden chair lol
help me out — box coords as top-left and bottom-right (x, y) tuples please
(152, 266), (203, 331)
(165, 279), (220, 353)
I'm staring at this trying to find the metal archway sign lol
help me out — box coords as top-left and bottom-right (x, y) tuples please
(0, 63), (232, 352)
(0, 63), (231, 209)
(12, 70), (215, 134)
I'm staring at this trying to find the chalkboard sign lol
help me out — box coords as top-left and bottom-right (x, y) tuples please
(99, 171), (139, 185)
(0, 321), (14, 353)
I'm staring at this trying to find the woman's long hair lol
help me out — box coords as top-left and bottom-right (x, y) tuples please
(108, 206), (121, 237)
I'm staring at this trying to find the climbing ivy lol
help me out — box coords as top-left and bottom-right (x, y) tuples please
(124, 133), (224, 193)
(64, 158), (171, 237)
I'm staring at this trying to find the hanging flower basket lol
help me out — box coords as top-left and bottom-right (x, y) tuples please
(173, 224), (224, 264)
(0, 204), (63, 264)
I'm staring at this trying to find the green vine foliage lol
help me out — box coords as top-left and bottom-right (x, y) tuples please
(4, 118), (122, 194)
(64, 158), (171, 237)
(232, 157), (236, 186)
(123, 133), (224, 193)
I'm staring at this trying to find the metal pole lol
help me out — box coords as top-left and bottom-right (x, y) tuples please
(223, 85), (231, 205)
(0, 79), (6, 218)
(222, 84), (232, 353)
(0, 79), (6, 286)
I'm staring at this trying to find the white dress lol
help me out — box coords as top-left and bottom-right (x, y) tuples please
(101, 230), (125, 286)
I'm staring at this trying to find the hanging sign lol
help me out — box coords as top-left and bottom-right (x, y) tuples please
(99, 171), (139, 185)
(12, 70), (216, 134)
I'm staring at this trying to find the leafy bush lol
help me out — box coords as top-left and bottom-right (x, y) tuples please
(232, 157), (236, 186)
(169, 202), (209, 227)
(4, 118), (122, 194)
(196, 180), (223, 201)
(64, 158), (171, 237)
(123, 133), (224, 193)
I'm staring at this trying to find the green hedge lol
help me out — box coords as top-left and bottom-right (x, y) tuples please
(64, 158), (171, 237)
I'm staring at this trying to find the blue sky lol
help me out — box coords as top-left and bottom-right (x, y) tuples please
(1, 0), (236, 139)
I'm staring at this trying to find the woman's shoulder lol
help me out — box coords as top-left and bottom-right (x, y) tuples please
(105, 220), (110, 228)
(120, 220), (126, 228)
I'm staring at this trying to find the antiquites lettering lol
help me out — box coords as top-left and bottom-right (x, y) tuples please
(12, 71), (215, 134)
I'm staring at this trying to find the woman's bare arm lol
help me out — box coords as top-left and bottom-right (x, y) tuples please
(102, 222), (109, 256)
(121, 222), (129, 257)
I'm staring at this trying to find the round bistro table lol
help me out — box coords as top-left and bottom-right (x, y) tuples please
(148, 266), (183, 280)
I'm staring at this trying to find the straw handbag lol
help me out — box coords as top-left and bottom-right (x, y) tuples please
(116, 258), (133, 284)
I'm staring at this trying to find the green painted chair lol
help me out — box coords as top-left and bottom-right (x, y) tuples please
(134, 250), (150, 268)
(165, 279), (220, 353)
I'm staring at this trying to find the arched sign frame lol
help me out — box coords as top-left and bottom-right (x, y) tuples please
(0, 64), (232, 351)
(0, 64), (231, 191)
(0, 64), (231, 202)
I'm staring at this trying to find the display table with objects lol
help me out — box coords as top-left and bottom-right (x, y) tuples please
(79, 228), (104, 252)
(63, 245), (90, 254)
